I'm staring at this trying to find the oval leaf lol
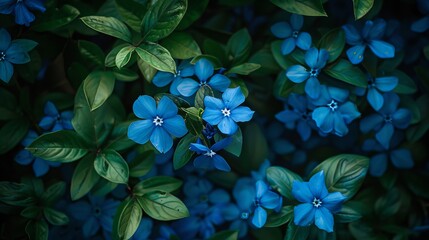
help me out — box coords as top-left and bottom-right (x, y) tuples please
(71, 154), (100, 200)
(161, 32), (202, 59)
(94, 150), (129, 184)
(116, 198), (142, 240)
(81, 16), (132, 43)
(266, 166), (302, 200)
(353, 0), (374, 20)
(83, 71), (115, 111)
(43, 208), (69, 226)
(318, 28), (345, 63)
(134, 176), (183, 196)
(324, 59), (367, 88)
(136, 43), (176, 74)
(137, 192), (189, 221)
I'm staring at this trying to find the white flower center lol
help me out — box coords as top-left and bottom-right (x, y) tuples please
(204, 150), (216, 157)
(327, 100), (338, 111)
(240, 212), (249, 219)
(153, 116), (164, 126)
(309, 68), (319, 77)
(0, 51), (5, 61)
(221, 108), (231, 117)
(312, 197), (322, 208)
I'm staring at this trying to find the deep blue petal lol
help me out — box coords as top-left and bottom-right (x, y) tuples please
(338, 101), (360, 124)
(0, 28), (11, 50)
(314, 49), (329, 69)
(309, 171), (328, 199)
(233, 178), (256, 210)
(297, 120), (311, 141)
(293, 203), (315, 226)
(14, 3), (35, 26)
(150, 127), (173, 153)
(411, 16), (429, 32)
(162, 115), (187, 137)
(333, 112), (349, 137)
(169, 77), (183, 95)
(33, 158), (49, 177)
(255, 180), (268, 198)
(392, 108), (411, 129)
(0, 1), (15, 15)
(260, 191), (281, 209)
(275, 110), (301, 125)
(152, 71), (174, 87)
(193, 155), (213, 169)
(271, 22), (292, 38)
(360, 114), (384, 133)
(157, 96), (178, 118)
(296, 32), (312, 51)
(314, 208), (334, 232)
(290, 14), (303, 30)
(342, 24), (362, 45)
(0, 60), (14, 83)
(368, 40), (395, 59)
(367, 19), (387, 40)
(327, 86), (349, 103)
(292, 180), (313, 203)
(209, 74), (230, 92)
(375, 123), (394, 150)
(374, 76), (398, 92)
(195, 58), (214, 82)
(212, 137), (232, 151)
(189, 143), (210, 154)
(209, 189), (230, 204)
(177, 78), (199, 97)
(212, 155), (231, 172)
(390, 148), (414, 169)
(305, 77), (320, 99)
(38, 116), (56, 130)
(367, 88), (384, 111)
(312, 107), (333, 133)
(251, 206), (267, 228)
(15, 150), (34, 165)
(222, 87), (245, 110)
(218, 117), (238, 135)
(369, 153), (388, 177)
(304, 48), (319, 68)
(346, 45), (366, 64)
(281, 37), (296, 55)
(68, 201), (92, 220)
(322, 192), (346, 213)
(24, 0), (46, 12)
(44, 101), (58, 116)
(286, 65), (309, 83)
(82, 217), (100, 238)
(379, 92), (400, 115)
(128, 119), (154, 145)
(133, 95), (157, 119)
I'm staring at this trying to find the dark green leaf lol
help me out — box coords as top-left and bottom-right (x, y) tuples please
(226, 63), (261, 75)
(137, 192), (189, 220)
(83, 71), (116, 111)
(116, 45), (136, 69)
(227, 29), (252, 65)
(41, 182), (66, 206)
(271, 0), (327, 17)
(184, 107), (204, 137)
(134, 176), (182, 196)
(115, 0), (146, 32)
(94, 149), (129, 184)
(21, 206), (41, 219)
(78, 40), (105, 69)
(129, 151), (156, 177)
(336, 201), (363, 223)
(177, 0), (208, 30)
(91, 178), (118, 197)
(215, 127), (243, 157)
(173, 133), (197, 170)
(141, 0), (188, 42)
(267, 166), (302, 200)
(136, 42), (176, 74)
(71, 154), (100, 200)
(318, 28), (345, 63)
(161, 32), (202, 59)
(115, 198), (142, 240)
(324, 59), (367, 87)
(353, 0), (374, 20)
(113, 68), (140, 82)
(194, 85), (214, 109)
(284, 223), (310, 240)
(25, 220), (48, 240)
(392, 70), (417, 94)
(137, 59), (157, 82)
(43, 208), (69, 226)
(32, 5), (80, 32)
(81, 16), (132, 42)
(27, 131), (90, 163)
(0, 118), (30, 154)
(237, 123), (269, 174)
(0, 182), (36, 207)
(265, 206), (293, 227)
(273, 71), (303, 98)
(208, 230), (238, 240)
(374, 188), (402, 218)
(106, 121), (136, 151)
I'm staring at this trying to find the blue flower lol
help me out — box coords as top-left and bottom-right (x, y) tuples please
(360, 92), (411, 149)
(411, 0), (429, 32)
(286, 47), (329, 98)
(292, 171), (346, 232)
(227, 178), (255, 238)
(152, 60), (195, 95)
(343, 19), (395, 64)
(39, 101), (74, 131)
(276, 93), (315, 141)
(190, 137), (232, 172)
(0, 28), (37, 83)
(202, 87), (254, 135)
(310, 85), (361, 137)
(68, 196), (119, 239)
(252, 180), (282, 228)
(202, 123), (217, 139)
(155, 225), (177, 240)
(15, 130), (60, 177)
(271, 14), (312, 55)
(355, 74), (398, 111)
(0, 0), (45, 26)
(177, 58), (231, 97)
(128, 95), (188, 153)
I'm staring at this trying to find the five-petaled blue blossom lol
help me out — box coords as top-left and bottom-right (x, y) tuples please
(271, 14), (312, 55)
(310, 85), (361, 137)
(276, 93), (315, 141)
(0, 28), (37, 83)
(342, 19), (395, 64)
(292, 170), (346, 232)
(355, 74), (398, 111)
(252, 180), (282, 228)
(128, 95), (188, 153)
(0, 0), (45, 26)
(15, 130), (60, 177)
(360, 92), (411, 150)
(39, 101), (74, 131)
(190, 137), (232, 172)
(152, 60), (195, 95)
(286, 47), (329, 98)
(202, 87), (254, 135)
(177, 58), (230, 97)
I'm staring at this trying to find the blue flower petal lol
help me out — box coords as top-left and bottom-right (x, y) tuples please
(370, 153), (388, 177)
(368, 40), (395, 59)
(333, 112), (348, 137)
(314, 207), (334, 232)
(152, 71), (174, 87)
(0, 28), (11, 50)
(204, 96), (224, 109)
(230, 106), (254, 122)
(304, 47), (319, 68)
(233, 178), (255, 210)
(338, 102), (360, 124)
(0, 2), (15, 15)
(0, 60), (14, 83)
(177, 78), (200, 97)
(255, 180), (268, 198)
(33, 158), (49, 177)
(327, 86), (349, 103)
(290, 14), (303, 30)
(312, 107), (333, 133)
(292, 180), (313, 203)
(133, 96), (157, 119)
(411, 16), (429, 32)
(5, 45), (30, 64)
(276, 110), (300, 125)
(38, 116), (55, 130)
(150, 127), (173, 153)
(288, 93), (307, 112)
(392, 108), (411, 129)
(212, 155), (231, 172)
(68, 201), (92, 220)
(189, 143), (210, 154)
(315, 49), (329, 69)
(346, 44), (366, 64)
(309, 171), (328, 199)
(15, 150), (33, 165)
(322, 192), (346, 213)
(193, 155), (213, 169)
(379, 92), (400, 115)
(163, 115), (187, 137)
(221, 203), (240, 221)
(374, 76), (398, 92)
(128, 119), (154, 144)
(222, 87), (245, 109)
(281, 37), (296, 55)
(375, 123), (394, 150)
(271, 22), (292, 38)
(195, 58), (214, 82)
(297, 120), (311, 141)
(251, 206), (267, 228)
(82, 216), (100, 238)
(169, 77), (183, 95)
(367, 19), (387, 40)
(367, 88), (384, 111)
(305, 77), (320, 99)
(390, 148), (414, 169)
(132, 218), (153, 240)
(260, 191), (281, 209)
(14, 3), (35, 26)
(24, 0), (46, 12)
(218, 116), (238, 135)
(342, 24), (362, 45)
(293, 203), (315, 226)
(209, 74), (230, 92)
(296, 32), (312, 51)
(211, 137), (232, 151)
(179, 64), (194, 77)
(157, 96), (178, 119)
(202, 108), (223, 125)
(43, 101), (58, 116)
(286, 65), (309, 83)
(360, 114), (384, 133)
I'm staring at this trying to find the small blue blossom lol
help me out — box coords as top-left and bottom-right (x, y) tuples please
(0, 0), (45, 26)
(292, 171), (346, 232)
(202, 123), (217, 139)
(343, 19), (395, 64)
(286, 47), (329, 98)
(202, 87), (254, 135)
(360, 92), (411, 149)
(152, 60), (195, 95)
(310, 85), (361, 137)
(177, 58), (231, 97)
(190, 137), (232, 172)
(128, 95), (188, 153)
(15, 130), (60, 177)
(411, 0), (429, 32)
(271, 14), (312, 55)
(39, 101), (74, 131)
(252, 180), (282, 228)
(355, 74), (398, 111)
(0, 28), (37, 83)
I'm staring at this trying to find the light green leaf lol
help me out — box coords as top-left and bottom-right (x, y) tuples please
(324, 59), (368, 87)
(266, 166), (302, 200)
(161, 32), (202, 59)
(25, 220), (48, 240)
(137, 192), (189, 221)
(27, 131), (89, 163)
(116, 198), (142, 240)
(94, 150), (129, 184)
(271, 0), (327, 17)
(226, 63), (261, 75)
(81, 16), (132, 43)
(115, 45), (136, 69)
(106, 44), (129, 67)
(137, 59), (157, 83)
(43, 208), (69, 226)
(70, 154), (100, 200)
(353, 0), (374, 20)
(134, 176), (182, 196)
(83, 71), (116, 111)
(136, 43), (176, 74)
(318, 28), (346, 63)
(32, 5), (80, 32)
(177, 0), (208, 30)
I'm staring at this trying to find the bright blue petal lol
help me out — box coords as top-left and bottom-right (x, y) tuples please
(314, 208), (334, 232)
(133, 96), (157, 119)
(322, 192), (346, 213)
(312, 107), (333, 133)
(305, 76), (320, 99)
(251, 206), (267, 228)
(163, 115), (187, 137)
(212, 155), (231, 172)
(179, 63), (194, 77)
(411, 16), (429, 32)
(304, 48), (319, 68)
(374, 76), (398, 92)
(195, 58), (214, 82)
(292, 180), (313, 203)
(293, 203), (315, 226)
(296, 32), (312, 51)
(152, 71), (174, 87)
(177, 78), (200, 97)
(286, 65), (309, 83)
(222, 87), (245, 109)
(290, 14), (303, 30)
(271, 22), (292, 38)
(218, 117), (238, 135)
(190, 143), (210, 154)
(150, 127), (173, 153)
(193, 155), (213, 169)
(370, 153), (388, 177)
(204, 96), (224, 109)
(333, 112), (349, 137)
(33, 158), (49, 177)
(128, 119), (154, 145)
(360, 114), (384, 133)
(169, 77), (183, 95)
(367, 88), (384, 111)
(308, 171), (328, 199)
(392, 108), (411, 129)
(390, 149), (414, 169)
(346, 44), (366, 64)
(0, 28), (11, 50)
(202, 108), (223, 125)
(230, 106), (254, 122)
(260, 191), (281, 209)
(342, 24), (362, 45)
(0, 60), (14, 83)
(157, 96), (178, 118)
(255, 180), (268, 198)
(327, 86), (349, 103)
(315, 49), (329, 69)
(209, 74), (230, 92)
(338, 101), (360, 124)
(281, 37), (296, 55)
(375, 123), (394, 150)
(15, 150), (33, 165)
(212, 137), (232, 151)
(368, 40), (395, 59)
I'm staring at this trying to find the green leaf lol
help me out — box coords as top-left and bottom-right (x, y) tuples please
(161, 32), (202, 59)
(265, 206), (293, 227)
(336, 201), (363, 223)
(141, 0), (188, 42)
(78, 40), (105, 68)
(271, 0), (327, 17)
(273, 71), (303, 98)
(173, 134), (197, 170)
(284, 223), (310, 240)
(215, 127), (243, 157)
(81, 16), (132, 43)
(208, 230), (239, 240)
(137, 192), (189, 221)
(26, 220), (48, 240)
(177, 0), (208, 30)
(94, 149), (129, 184)
(237, 123), (269, 174)
(83, 71), (116, 111)
(71, 154), (100, 200)
(318, 28), (346, 63)
(105, 121), (136, 151)
(374, 188), (403, 218)
(115, 0), (146, 32)
(115, 198), (142, 240)
(194, 85), (214, 109)
(184, 108), (204, 137)
(353, 0), (374, 20)
(21, 206), (41, 219)
(266, 166), (302, 200)
(0, 118), (30, 154)
(43, 208), (69, 226)
(324, 59), (367, 87)
(41, 182), (66, 206)
(106, 44), (129, 67)
(134, 176), (182, 196)
(32, 5), (80, 32)
(310, 154), (369, 200)
(113, 68), (139, 82)
(115, 45), (136, 69)
(91, 178), (118, 197)
(129, 151), (156, 178)
(226, 63), (261, 75)
(227, 28), (252, 65)
(0, 182), (36, 207)
(137, 59), (157, 82)
(392, 70), (417, 94)
(136, 42), (176, 74)
(27, 131), (90, 163)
